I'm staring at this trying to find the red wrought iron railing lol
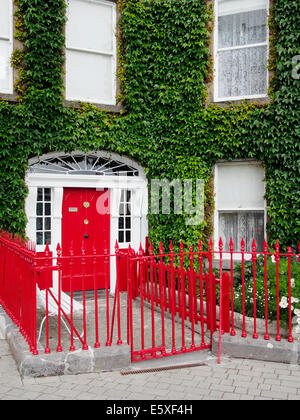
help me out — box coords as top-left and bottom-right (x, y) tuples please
(0, 230), (299, 364)
(0, 231), (127, 355)
(127, 238), (300, 363)
(0, 231), (39, 353)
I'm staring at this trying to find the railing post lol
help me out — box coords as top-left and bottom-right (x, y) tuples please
(93, 241), (100, 349)
(189, 245), (195, 350)
(263, 239), (270, 340)
(56, 243), (63, 353)
(241, 238), (247, 338)
(275, 240), (281, 341)
(217, 237), (223, 364)
(229, 237), (236, 336)
(169, 241), (176, 354)
(44, 242), (51, 354)
(252, 239), (258, 339)
(32, 253), (39, 356)
(287, 246), (294, 343)
(208, 238), (215, 343)
(219, 238), (223, 334)
(69, 241), (75, 352)
(128, 245), (134, 358)
(198, 239), (206, 348)
(104, 243), (111, 347)
(115, 241), (122, 345)
(139, 243), (145, 356)
(126, 245), (131, 346)
(149, 242), (156, 353)
(159, 241), (166, 355)
(180, 240), (186, 351)
(81, 241), (88, 350)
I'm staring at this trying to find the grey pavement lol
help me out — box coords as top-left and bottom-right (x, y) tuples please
(1, 338), (300, 400)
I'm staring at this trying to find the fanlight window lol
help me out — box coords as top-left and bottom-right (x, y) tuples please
(29, 153), (139, 177)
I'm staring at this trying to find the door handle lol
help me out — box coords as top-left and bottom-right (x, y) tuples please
(84, 234), (89, 239)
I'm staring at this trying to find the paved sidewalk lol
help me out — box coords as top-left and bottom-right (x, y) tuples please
(0, 338), (300, 400)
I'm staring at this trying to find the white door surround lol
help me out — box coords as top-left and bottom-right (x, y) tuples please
(25, 151), (149, 291)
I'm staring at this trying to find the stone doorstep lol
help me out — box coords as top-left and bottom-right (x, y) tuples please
(0, 307), (131, 378)
(212, 333), (300, 365)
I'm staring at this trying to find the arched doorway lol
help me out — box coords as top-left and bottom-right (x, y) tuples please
(25, 151), (148, 291)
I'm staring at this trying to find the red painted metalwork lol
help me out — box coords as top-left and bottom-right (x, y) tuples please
(0, 232), (38, 354)
(252, 239), (259, 339)
(0, 231), (299, 364)
(217, 237), (223, 363)
(229, 237), (236, 336)
(287, 247), (294, 343)
(275, 240), (282, 341)
(0, 231), (122, 355)
(127, 237), (299, 364)
(69, 241), (76, 352)
(263, 239), (270, 340)
(129, 241), (216, 363)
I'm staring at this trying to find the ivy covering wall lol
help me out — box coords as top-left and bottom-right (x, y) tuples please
(0, 0), (299, 252)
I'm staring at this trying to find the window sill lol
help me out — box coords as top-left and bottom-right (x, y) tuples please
(207, 95), (270, 108)
(64, 99), (125, 113)
(0, 93), (19, 103)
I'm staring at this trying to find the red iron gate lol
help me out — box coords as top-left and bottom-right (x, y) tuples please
(127, 240), (231, 363)
(127, 237), (300, 364)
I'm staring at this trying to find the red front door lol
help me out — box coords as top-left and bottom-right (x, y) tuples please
(61, 188), (110, 292)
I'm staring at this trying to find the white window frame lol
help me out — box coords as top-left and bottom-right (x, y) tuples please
(213, 161), (267, 259)
(65, 0), (117, 105)
(118, 189), (132, 246)
(213, 0), (269, 103)
(35, 188), (52, 250)
(0, 0), (13, 94)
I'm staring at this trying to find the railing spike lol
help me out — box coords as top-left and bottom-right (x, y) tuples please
(56, 243), (61, 255)
(149, 242), (153, 255)
(219, 237), (223, 250)
(159, 240), (164, 254)
(198, 238), (202, 252)
(241, 237), (245, 252)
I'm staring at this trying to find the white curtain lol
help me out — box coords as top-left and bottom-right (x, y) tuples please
(218, 9), (268, 98)
(219, 212), (265, 252)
